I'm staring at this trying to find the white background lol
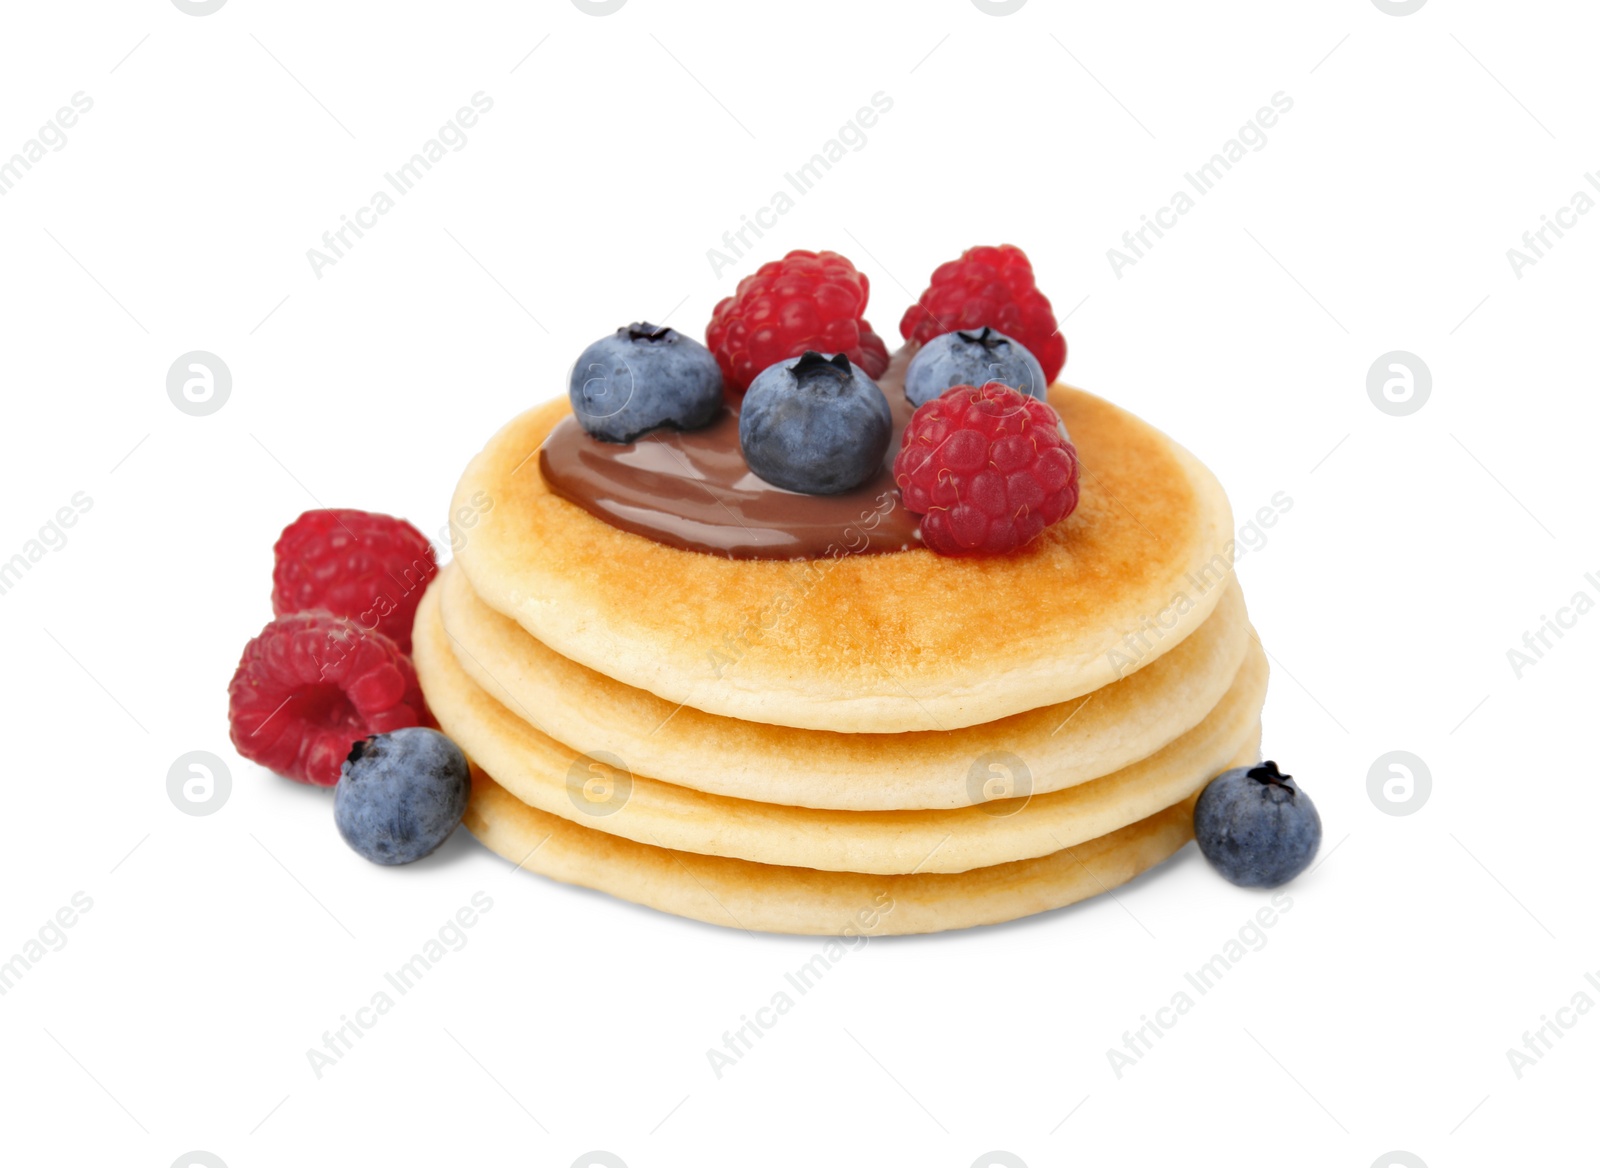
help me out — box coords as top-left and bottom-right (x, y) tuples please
(1, 1), (1594, 1165)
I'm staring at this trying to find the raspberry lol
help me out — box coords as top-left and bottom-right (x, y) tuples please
(706, 250), (891, 393)
(898, 244), (1067, 384)
(272, 509), (437, 653)
(893, 383), (1080, 556)
(228, 613), (431, 786)
(858, 323), (889, 378)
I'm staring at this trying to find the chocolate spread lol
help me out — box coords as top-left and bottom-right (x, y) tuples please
(539, 347), (922, 559)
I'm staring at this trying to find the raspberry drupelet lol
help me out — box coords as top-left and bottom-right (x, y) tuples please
(228, 613), (431, 786)
(707, 250), (890, 394)
(271, 509), (437, 653)
(893, 383), (1080, 556)
(899, 244), (1067, 385)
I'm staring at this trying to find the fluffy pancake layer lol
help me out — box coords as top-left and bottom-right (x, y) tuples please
(451, 385), (1237, 733)
(437, 562), (1250, 810)
(415, 579), (1269, 874)
(464, 728), (1259, 936)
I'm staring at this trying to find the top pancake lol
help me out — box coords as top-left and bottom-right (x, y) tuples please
(452, 385), (1235, 733)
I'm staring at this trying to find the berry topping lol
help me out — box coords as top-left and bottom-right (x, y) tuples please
(569, 322), (724, 443)
(1194, 760), (1323, 888)
(893, 383), (1080, 556)
(272, 509), (437, 654)
(707, 250), (891, 393)
(739, 351), (892, 495)
(228, 612), (430, 787)
(904, 327), (1047, 409)
(899, 244), (1067, 383)
(334, 728), (470, 865)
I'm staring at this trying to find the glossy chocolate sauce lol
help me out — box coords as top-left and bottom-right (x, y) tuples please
(539, 346), (922, 559)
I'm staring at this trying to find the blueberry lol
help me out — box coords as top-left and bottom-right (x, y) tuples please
(739, 351), (892, 495)
(904, 327), (1048, 409)
(334, 728), (470, 866)
(1194, 760), (1322, 888)
(569, 322), (723, 443)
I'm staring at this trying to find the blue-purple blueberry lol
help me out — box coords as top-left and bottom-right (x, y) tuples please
(1194, 760), (1321, 888)
(570, 322), (723, 443)
(334, 728), (470, 866)
(904, 327), (1047, 408)
(739, 351), (891, 494)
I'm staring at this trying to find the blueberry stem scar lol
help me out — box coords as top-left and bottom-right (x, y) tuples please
(789, 350), (854, 384)
(956, 326), (1008, 350)
(1247, 759), (1294, 789)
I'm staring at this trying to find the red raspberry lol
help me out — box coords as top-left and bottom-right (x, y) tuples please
(893, 383), (1080, 556)
(272, 509), (437, 653)
(858, 323), (889, 379)
(707, 250), (891, 393)
(228, 613), (430, 786)
(899, 244), (1067, 384)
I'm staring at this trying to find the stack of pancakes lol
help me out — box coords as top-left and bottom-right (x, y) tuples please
(414, 384), (1267, 935)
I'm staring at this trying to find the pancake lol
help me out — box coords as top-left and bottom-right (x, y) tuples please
(436, 562), (1250, 810)
(463, 729), (1259, 936)
(450, 384), (1237, 733)
(415, 580), (1269, 874)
